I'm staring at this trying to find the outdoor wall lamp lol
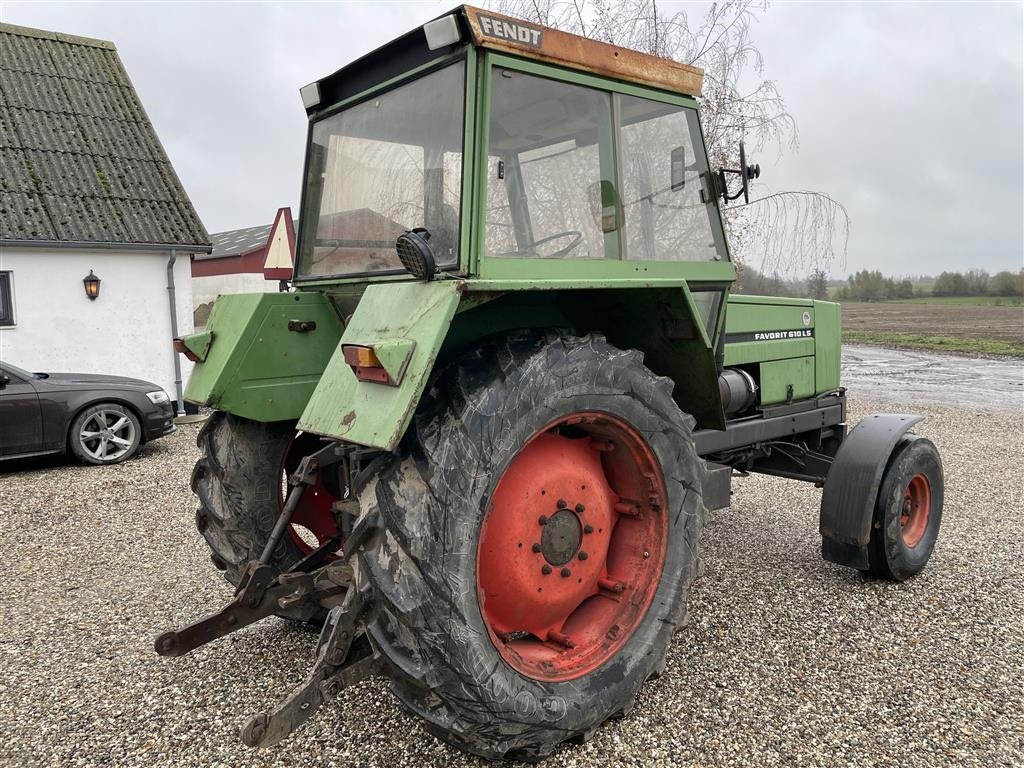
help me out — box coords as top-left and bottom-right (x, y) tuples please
(83, 269), (101, 300)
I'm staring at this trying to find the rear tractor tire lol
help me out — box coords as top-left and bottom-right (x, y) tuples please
(358, 332), (707, 760)
(866, 436), (944, 581)
(191, 412), (342, 622)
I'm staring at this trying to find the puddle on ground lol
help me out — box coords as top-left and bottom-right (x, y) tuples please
(841, 344), (1024, 410)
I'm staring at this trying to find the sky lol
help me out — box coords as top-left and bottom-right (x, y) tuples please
(3, 0), (1022, 278)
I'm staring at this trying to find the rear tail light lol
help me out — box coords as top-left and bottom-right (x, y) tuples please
(173, 338), (200, 363)
(342, 344), (391, 384)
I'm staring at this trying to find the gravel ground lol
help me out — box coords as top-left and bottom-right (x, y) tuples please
(1, 398), (1022, 767)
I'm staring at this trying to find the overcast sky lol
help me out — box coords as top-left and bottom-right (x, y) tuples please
(4, 1), (1022, 277)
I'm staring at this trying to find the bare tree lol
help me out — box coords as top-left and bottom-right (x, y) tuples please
(489, 0), (849, 275)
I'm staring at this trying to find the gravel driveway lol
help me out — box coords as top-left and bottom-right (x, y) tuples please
(1, 398), (1021, 767)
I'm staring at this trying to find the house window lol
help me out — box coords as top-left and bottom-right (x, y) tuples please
(0, 272), (14, 326)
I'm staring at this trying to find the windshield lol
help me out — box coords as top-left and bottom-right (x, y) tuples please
(296, 62), (466, 279)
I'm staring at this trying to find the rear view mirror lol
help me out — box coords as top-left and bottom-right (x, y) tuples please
(671, 146), (686, 191)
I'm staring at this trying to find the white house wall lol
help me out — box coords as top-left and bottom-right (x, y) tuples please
(192, 272), (278, 312)
(0, 247), (195, 400)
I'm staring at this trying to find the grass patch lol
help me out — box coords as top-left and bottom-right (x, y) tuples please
(844, 330), (1024, 357)
(882, 296), (1024, 307)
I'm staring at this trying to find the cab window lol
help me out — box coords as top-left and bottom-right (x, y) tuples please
(484, 65), (724, 264)
(618, 95), (718, 262)
(485, 69), (614, 259)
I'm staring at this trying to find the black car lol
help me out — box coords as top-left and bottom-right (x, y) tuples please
(0, 360), (176, 465)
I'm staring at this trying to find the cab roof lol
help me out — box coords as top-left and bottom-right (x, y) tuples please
(304, 5), (703, 116)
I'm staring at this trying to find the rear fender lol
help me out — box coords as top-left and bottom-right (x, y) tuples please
(297, 280), (463, 450)
(819, 413), (924, 568)
(183, 292), (343, 422)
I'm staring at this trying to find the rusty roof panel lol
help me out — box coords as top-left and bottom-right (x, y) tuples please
(461, 5), (703, 97)
(0, 147), (35, 192)
(47, 40), (121, 85)
(0, 69), (70, 112)
(0, 33), (61, 77)
(3, 107), (92, 154)
(0, 106), (18, 149)
(0, 22), (209, 248)
(22, 148), (101, 197)
(0, 189), (55, 240)
(78, 114), (155, 160)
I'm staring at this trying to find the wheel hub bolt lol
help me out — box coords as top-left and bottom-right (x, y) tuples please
(583, 524), (594, 534)
(560, 567), (572, 577)
(532, 543), (542, 553)
(599, 577), (625, 594)
(556, 499), (567, 509)
(575, 503), (585, 514)
(541, 564), (552, 575)
(578, 551), (588, 561)
(538, 515), (549, 525)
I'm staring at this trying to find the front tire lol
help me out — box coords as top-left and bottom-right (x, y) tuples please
(866, 436), (944, 581)
(359, 332), (706, 760)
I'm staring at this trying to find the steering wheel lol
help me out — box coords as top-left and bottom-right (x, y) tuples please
(499, 230), (584, 258)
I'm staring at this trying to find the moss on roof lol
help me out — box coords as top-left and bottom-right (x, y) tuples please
(0, 22), (210, 248)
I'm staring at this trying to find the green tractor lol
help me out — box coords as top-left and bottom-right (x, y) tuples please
(158, 6), (944, 760)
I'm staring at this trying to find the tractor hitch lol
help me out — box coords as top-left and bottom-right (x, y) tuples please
(240, 585), (379, 747)
(155, 438), (384, 748)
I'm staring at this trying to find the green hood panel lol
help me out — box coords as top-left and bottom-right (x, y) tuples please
(297, 280), (464, 450)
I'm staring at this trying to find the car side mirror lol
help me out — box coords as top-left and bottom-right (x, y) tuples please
(671, 146), (686, 191)
(0, 374), (10, 389)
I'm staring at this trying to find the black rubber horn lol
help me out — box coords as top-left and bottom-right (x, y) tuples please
(395, 228), (436, 281)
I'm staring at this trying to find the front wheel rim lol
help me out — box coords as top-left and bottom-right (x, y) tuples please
(900, 473), (932, 547)
(477, 412), (669, 682)
(79, 410), (136, 461)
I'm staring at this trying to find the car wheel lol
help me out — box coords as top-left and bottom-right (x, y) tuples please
(70, 403), (143, 465)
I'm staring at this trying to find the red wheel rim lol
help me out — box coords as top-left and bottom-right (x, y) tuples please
(279, 433), (342, 556)
(900, 473), (931, 548)
(477, 412), (668, 682)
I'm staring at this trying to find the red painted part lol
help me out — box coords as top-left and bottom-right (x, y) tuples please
(477, 412), (669, 682)
(900, 473), (931, 548)
(190, 248), (267, 277)
(353, 366), (390, 384)
(280, 433), (343, 556)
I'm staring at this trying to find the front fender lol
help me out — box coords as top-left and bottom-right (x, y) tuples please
(296, 280), (463, 450)
(820, 413), (924, 568)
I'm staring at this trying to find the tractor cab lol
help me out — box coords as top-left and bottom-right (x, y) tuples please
(293, 5), (731, 289)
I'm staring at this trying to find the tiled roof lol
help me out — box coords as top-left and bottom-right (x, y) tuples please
(201, 218), (298, 260)
(0, 23), (210, 249)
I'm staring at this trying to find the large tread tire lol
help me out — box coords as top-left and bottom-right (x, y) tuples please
(357, 331), (707, 760)
(865, 435), (944, 581)
(190, 412), (322, 622)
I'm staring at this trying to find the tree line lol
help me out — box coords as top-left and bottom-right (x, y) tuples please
(735, 266), (1024, 302)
